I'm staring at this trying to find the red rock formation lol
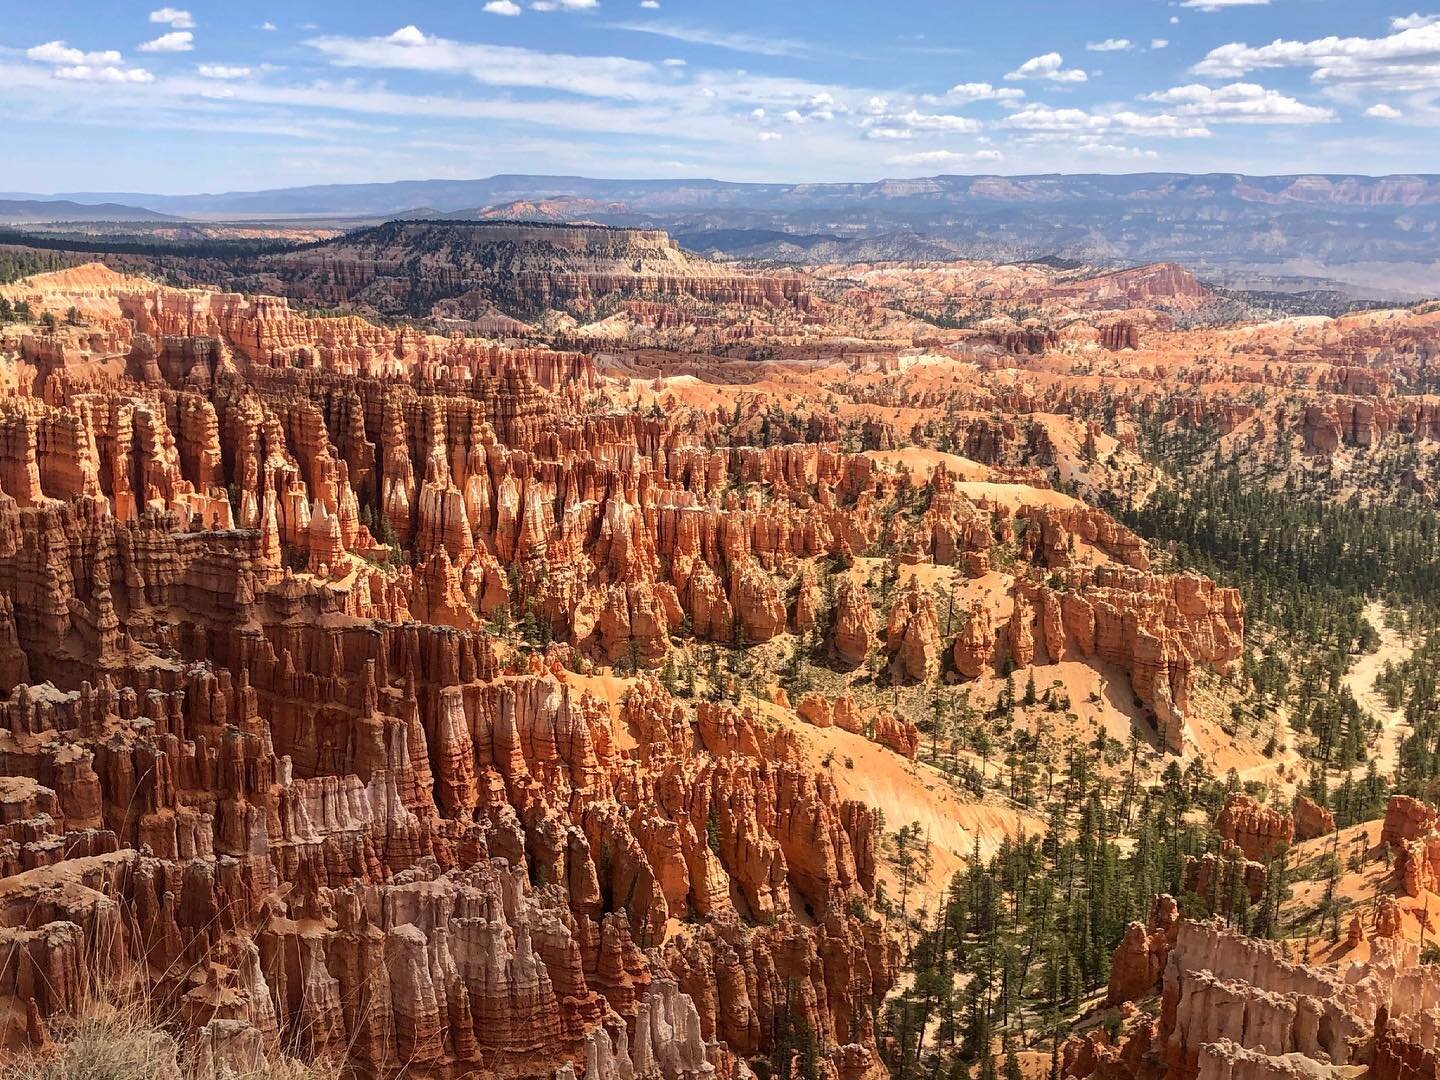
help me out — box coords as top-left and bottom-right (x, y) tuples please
(1215, 793), (1293, 863)
(952, 600), (997, 679)
(884, 580), (942, 682)
(0, 257), (1292, 1078)
(1098, 322), (1141, 351)
(1374, 1006), (1440, 1080)
(1105, 895), (1178, 1005)
(872, 713), (920, 759)
(255, 221), (813, 321)
(1383, 794), (1440, 848)
(0, 268), (917, 1079)
(1033, 263), (1211, 311)
(1079, 917), (1438, 1080)
(1291, 795), (1334, 842)
(1383, 795), (1440, 898)
(1182, 843), (1267, 911)
(832, 578), (876, 668)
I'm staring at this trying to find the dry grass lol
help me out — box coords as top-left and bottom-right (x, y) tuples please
(0, 1001), (344, 1080)
(0, 1010), (183, 1080)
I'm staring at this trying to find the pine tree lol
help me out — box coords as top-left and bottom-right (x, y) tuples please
(1003, 1038), (1023, 1080)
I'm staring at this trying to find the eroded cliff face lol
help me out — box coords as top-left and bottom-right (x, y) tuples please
(0, 265), (1254, 1078)
(1083, 805), (1440, 1080)
(0, 664), (898, 1080)
(1383, 795), (1440, 900)
(0, 267), (900, 1080)
(251, 221), (814, 321)
(1072, 917), (1438, 1080)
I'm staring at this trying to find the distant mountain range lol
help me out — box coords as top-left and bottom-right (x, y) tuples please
(4, 173), (1440, 298)
(8, 172), (1440, 217)
(0, 199), (176, 224)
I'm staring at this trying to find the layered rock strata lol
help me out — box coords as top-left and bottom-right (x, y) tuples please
(0, 265), (1254, 1077)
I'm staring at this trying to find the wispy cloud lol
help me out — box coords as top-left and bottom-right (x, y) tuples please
(922, 82), (1024, 105)
(886, 148), (1002, 166)
(1003, 103), (1209, 137)
(1180, 0), (1269, 10)
(55, 64), (155, 83)
(607, 20), (811, 57)
(307, 25), (674, 99)
(198, 64), (253, 79)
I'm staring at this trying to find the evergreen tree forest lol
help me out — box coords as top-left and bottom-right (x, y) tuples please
(875, 743), (1293, 1079)
(1120, 428), (1440, 799)
(877, 409), (1440, 1079)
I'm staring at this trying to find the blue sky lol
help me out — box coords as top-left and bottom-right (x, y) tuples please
(1, 2), (1438, 193)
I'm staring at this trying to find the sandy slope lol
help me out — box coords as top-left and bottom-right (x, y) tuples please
(760, 698), (1044, 911)
(1343, 602), (1416, 780)
(1285, 820), (1439, 965)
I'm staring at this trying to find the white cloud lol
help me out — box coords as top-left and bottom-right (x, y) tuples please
(55, 64), (154, 83)
(197, 64), (252, 79)
(1143, 82), (1337, 123)
(1180, 0), (1269, 10)
(310, 26), (669, 100)
(139, 31), (194, 52)
(1087, 39), (1133, 52)
(1004, 52), (1087, 83)
(641, 0), (660, 6)
(1003, 103), (1210, 137)
(1151, 39), (1170, 49)
(260, 21), (277, 31)
(757, 130), (781, 141)
(25, 40), (154, 82)
(26, 41), (123, 65)
(149, 7), (195, 29)
(532, 0), (599, 9)
(893, 110), (981, 132)
(886, 148), (1004, 167)
(1078, 143), (1159, 159)
(768, 91), (840, 125)
(886, 149), (970, 166)
(1392, 14), (1440, 30)
(485, 0), (522, 13)
(932, 81), (1025, 104)
(860, 107), (982, 143)
(0, 55), (729, 148)
(1366, 102), (1403, 118)
(1192, 21), (1440, 89)
(661, 57), (685, 66)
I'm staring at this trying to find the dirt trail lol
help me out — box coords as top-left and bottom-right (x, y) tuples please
(1343, 601), (1416, 780)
